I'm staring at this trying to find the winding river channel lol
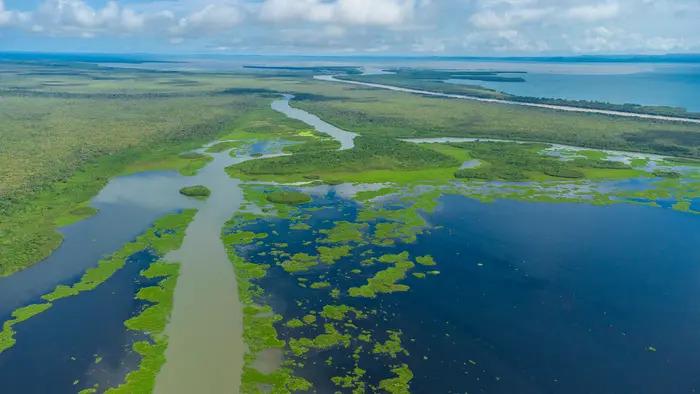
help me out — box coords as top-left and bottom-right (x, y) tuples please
(0, 94), (357, 393)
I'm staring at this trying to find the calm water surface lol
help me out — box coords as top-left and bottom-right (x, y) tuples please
(449, 66), (700, 112)
(235, 191), (700, 394)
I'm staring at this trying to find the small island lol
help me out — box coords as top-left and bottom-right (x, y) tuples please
(179, 185), (211, 199)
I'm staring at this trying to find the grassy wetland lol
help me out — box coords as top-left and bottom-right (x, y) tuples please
(1, 57), (700, 394)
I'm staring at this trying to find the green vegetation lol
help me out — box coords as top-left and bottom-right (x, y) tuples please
(378, 364), (414, 394)
(5, 59), (700, 281)
(104, 261), (180, 394)
(320, 222), (367, 244)
(280, 253), (318, 273)
(6, 59), (700, 394)
(415, 255), (437, 266)
(294, 83), (700, 160)
(0, 209), (195, 354)
(373, 330), (408, 358)
(288, 323), (352, 356)
(206, 140), (242, 153)
(348, 256), (415, 298)
(317, 245), (351, 264)
(0, 303), (52, 352)
(448, 141), (640, 181)
(228, 136), (460, 183)
(221, 216), (314, 393)
(266, 190), (312, 205)
(179, 185), (211, 199)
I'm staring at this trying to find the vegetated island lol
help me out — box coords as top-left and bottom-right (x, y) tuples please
(179, 185), (211, 199)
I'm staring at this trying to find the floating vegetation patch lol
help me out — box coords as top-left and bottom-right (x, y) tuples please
(221, 189), (443, 393)
(100, 261), (180, 394)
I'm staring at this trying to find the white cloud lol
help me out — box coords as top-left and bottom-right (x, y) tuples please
(0, 0), (11, 26)
(411, 37), (446, 52)
(0, 0), (28, 26)
(470, 7), (551, 29)
(0, 0), (697, 54)
(32, 0), (148, 35)
(260, 0), (414, 26)
(566, 2), (620, 22)
(174, 4), (243, 36)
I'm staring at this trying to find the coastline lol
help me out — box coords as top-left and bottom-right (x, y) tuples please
(317, 75), (700, 125)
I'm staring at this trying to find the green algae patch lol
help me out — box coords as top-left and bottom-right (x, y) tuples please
(289, 323), (352, 356)
(266, 190), (311, 205)
(290, 222), (311, 230)
(310, 281), (331, 289)
(179, 185), (211, 199)
(222, 230), (268, 246)
(303, 314), (317, 325)
(317, 245), (351, 264)
(373, 330), (408, 358)
(286, 319), (305, 328)
(319, 221), (367, 244)
(104, 261), (180, 394)
(378, 364), (414, 394)
(320, 305), (366, 321)
(415, 255), (437, 266)
(281, 253), (318, 273)
(348, 259), (415, 298)
(0, 209), (196, 355)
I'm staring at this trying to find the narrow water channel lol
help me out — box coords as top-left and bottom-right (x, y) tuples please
(271, 94), (357, 150)
(155, 97), (357, 391)
(154, 144), (251, 393)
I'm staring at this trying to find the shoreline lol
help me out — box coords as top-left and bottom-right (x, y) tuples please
(317, 75), (700, 125)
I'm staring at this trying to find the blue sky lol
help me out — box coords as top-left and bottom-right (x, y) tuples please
(0, 0), (698, 55)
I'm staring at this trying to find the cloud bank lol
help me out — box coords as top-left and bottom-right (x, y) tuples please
(0, 0), (698, 54)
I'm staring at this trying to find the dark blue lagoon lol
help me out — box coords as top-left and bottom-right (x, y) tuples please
(0, 169), (198, 393)
(231, 190), (700, 394)
(0, 251), (159, 393)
